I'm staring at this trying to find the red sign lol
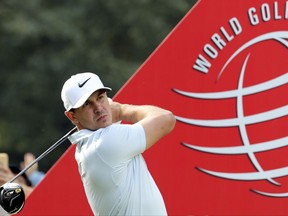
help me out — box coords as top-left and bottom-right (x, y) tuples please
(116, 0), (288, 214)
(19, 0), (288, 215)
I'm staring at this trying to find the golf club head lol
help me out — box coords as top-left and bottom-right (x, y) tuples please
(0, 183), (25, 214)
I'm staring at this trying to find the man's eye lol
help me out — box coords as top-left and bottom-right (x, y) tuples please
(83, 101), (90, 107)
(98, 95), (104, 101)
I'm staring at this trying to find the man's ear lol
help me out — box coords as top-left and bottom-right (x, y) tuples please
(65, 111), (79, 124)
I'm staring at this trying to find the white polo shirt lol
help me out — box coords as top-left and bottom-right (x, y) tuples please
(69, 123), (167, 216)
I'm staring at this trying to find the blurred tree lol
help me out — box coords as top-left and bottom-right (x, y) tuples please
(0, 0), (197, 171)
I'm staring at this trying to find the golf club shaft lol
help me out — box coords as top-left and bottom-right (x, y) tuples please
(9, 127), (77, 183)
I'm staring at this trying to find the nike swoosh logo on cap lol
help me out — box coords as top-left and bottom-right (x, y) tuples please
(78, 77), (91, 88)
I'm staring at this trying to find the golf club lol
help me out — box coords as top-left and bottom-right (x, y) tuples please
(0, 127), (77, 214)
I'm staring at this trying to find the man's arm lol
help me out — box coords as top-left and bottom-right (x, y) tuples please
(111, 102), (176, 150)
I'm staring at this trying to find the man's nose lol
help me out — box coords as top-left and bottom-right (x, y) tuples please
(92, 101), (102, 113)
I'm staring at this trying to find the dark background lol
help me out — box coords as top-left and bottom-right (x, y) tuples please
(0, 0), (197, 172)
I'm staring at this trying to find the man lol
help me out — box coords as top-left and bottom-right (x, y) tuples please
(61, 72), (175, 215)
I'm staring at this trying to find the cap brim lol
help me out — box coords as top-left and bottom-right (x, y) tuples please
(72, 87), (111, 110)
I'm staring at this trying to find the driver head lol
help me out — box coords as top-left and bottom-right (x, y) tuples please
(0, 183), (25, 214)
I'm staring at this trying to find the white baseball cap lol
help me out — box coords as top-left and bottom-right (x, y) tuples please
(61, 72), (112, 111)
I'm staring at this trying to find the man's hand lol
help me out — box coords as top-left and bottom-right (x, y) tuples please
(108, 98), (122, 123)
(0, 165), (14, 186)
(20, 153), (38, 177)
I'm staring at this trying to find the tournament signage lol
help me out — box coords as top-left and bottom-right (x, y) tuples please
(116, 0), (288, 215)
(19, 0), (288, 215)
(176, 1), (288, 198)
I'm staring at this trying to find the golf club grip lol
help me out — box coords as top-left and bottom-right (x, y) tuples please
(9, 127), (77, 183)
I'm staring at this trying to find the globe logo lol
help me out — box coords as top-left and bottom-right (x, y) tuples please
(174, 31), (288, 197)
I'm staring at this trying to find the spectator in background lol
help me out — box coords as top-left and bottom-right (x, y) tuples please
(0, 152), (45, 201)
(0, 164), (34, 198)
(0, 163), (34, 215)
(20, 153), (45, 187)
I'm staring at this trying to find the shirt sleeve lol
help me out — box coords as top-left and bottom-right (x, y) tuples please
(95, 123), (146, 166)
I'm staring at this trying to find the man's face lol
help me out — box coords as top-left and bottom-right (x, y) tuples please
(70, 90), (113, 130)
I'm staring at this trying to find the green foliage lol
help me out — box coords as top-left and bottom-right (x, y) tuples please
(0, 0), (197, 171)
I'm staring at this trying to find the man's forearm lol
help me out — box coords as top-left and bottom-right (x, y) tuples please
(118, 104), (171, 124)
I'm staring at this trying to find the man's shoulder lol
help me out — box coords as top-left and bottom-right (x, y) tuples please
(103, 123), (144, 134)
(69, 129), (95, 144)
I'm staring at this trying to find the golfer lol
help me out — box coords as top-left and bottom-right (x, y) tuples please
(61, 72), (175, 215)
